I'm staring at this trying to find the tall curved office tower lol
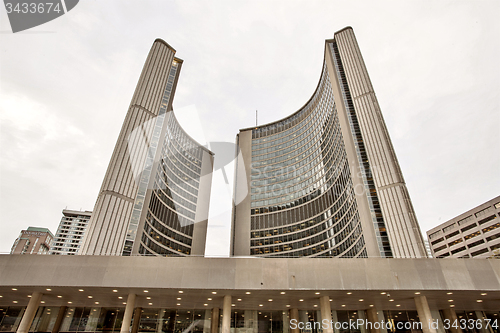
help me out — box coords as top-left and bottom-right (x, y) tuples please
(81, 40), (213, 256)
(232, 27), (427, 258)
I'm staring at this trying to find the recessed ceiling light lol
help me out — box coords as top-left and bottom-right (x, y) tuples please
(268, 299), (273, 302)
(481, 293), (487, 296)
(13, 301), (18, 303)
(79, 289), (84, 292)
(245, 292), (251, 295)
(207, 298), (212, 301)
(448, 300), (453, 302)
(27, 295), (31, 298)
(232, 304), (235, 307)
(149, 303), (153, 305)
(123, 302), (126, 305)
(57, 296), (62, 298)
(299, 299), (304, 302)
(177, 298), (181, 300)
(68, 302), (72, 304)
(146, 297), (151, 300)
(112, 290), (117, 293)
(447, 292), (453, 295)
(450, 305), (455, 307)
(212, 291), (217, 294)
(88, 296), (93, 298)
(178, 291), (183, 294)
(40, 301), (45, 304)
(237, 299), (242, 301)
(347, 292), (352, 295)
(177, 303), (181, 306)
(329, 299), (332, 302)
(396, 305), (401, 307)
(259, 304), (263, 307)
(315, 292), (320, 295)
(286, 305), (290, 307)
(359, 299), (364, 302)
(313, 305), (318, 307)
(143, 290), (149, 293)
(341, 304), (346, 307)
(95, 302), (99, 304)
(45, 289), (51, 291)
(369, 305), (374, 307)
(118, 297), (123, 299)
(204, 304), (208, 306)
(380, 292), (386, 295)
(477, 300), (483, 303)
(389, 299), (394, 302)
(12, 288), (18, 291)
(414, 292), (420, 295)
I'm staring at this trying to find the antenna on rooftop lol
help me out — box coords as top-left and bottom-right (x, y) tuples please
(256, 110), (258, 127)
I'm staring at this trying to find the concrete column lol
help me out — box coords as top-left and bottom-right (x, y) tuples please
(283, 311), (289, 333)
(17, 291), (42, 333)
(415, 296), (437, 333)
(430, 310), (446, 333)
(131, 307), (142, 333)
(157, 309), (165, 333)
(366, 308), (381, 333)
(204, 309), (212, 333)
(320, 296), (333, 333)
(85, 307), (101, 332)
(441, 308), (462, 333)
(51, 306), (67, 333)
(120, 293), (136, 333)
(357, 311), (367, 333)
(289, 308), (299, 333)
(475, 311), (494, 333)
(211, 307), (220, 333)
(331, 311), (340, 333)
(221, 296), (232, 333)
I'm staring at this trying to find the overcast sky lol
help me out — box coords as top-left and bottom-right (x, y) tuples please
(0, 1), (498, 255)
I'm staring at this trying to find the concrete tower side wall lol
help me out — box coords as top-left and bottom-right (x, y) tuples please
(81, 41), (176, 255)
(334, 28), (427, 258)
(232, 130), (253, 256)
(324, 43), (381, 258)
(191, 149), (215, 255)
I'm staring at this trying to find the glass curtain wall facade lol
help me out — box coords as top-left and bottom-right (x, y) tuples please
(139, 112), (213, 256)
(232, 27), (427, 258)
(80, 39), (213, 257)
(247, 62), (367, 258)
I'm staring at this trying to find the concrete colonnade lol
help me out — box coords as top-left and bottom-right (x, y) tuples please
(11, 291), (490, 333)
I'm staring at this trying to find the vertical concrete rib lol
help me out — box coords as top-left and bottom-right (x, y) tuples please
(334, 27), (427, 257)
(81, 40), (177, 255)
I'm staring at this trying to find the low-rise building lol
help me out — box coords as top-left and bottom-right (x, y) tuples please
(427, 196), (500, 258)
(10, 227), (54, 255)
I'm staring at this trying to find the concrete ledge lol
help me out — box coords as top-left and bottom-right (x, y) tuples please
(1, 255), (499, 291)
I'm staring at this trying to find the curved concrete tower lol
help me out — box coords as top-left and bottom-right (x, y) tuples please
(231, 27), (427, 258)
(81, 40), (213, 256)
